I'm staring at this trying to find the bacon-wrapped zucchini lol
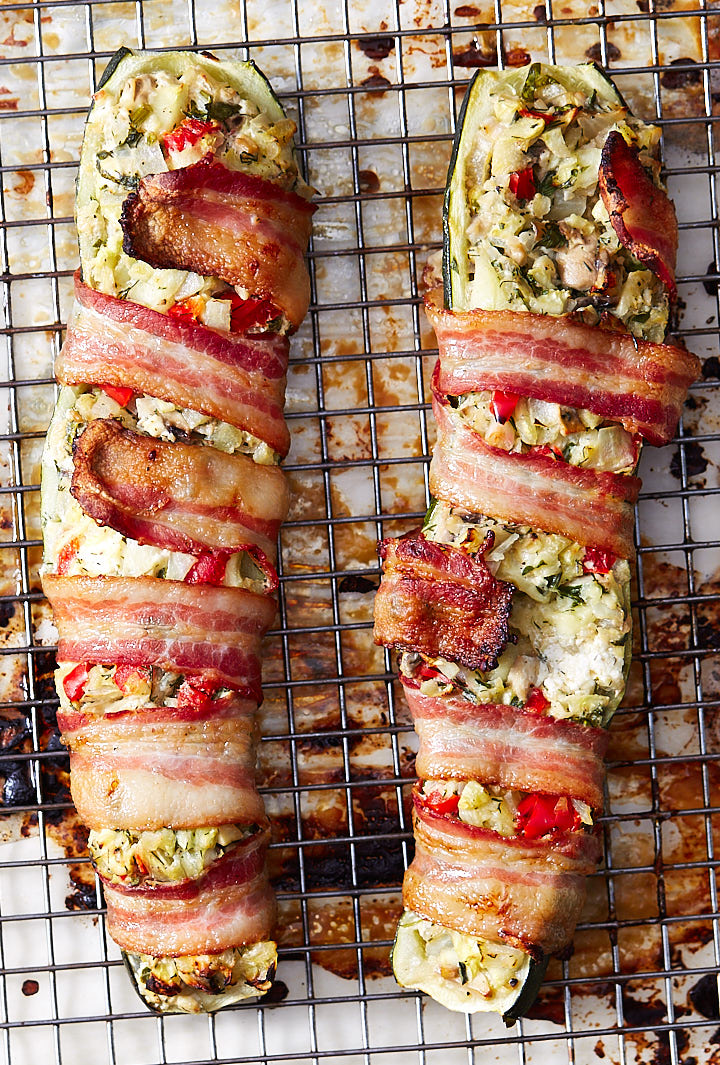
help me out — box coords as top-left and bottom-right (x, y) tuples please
(375, 63), (699, 1019)
(41, 47), (314, 1013)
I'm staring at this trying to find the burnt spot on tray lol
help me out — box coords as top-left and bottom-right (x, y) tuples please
(670, 440), (708, 481)
(358, 170), (380, 195)
(65, 876), (98, 912)
(357, 36), (395, 60)
(361, 73), (392, 94)
(688, 973), (720, 1019)
(452, 40), (496, 68)
(505, 47), (531, 67)
(702, 355), (720, 379)
(702, 261), (719, 296)
(661, 58), (702, 91)
(338, 574), (377, 593)
(585, 41), (622, 64)
(21, 980), (39, 996)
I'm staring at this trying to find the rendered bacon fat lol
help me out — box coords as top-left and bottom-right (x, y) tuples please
(404, 792), (601, 957)
(59, 697), (266, 830)
(56, 274), (291, 456)
(599, 130), (678, 301)
(403, 681), (608, 810)
(121, 161), (316, 330)
(426, 289), (700, 447)
(43, 575), (276, 700)
(71, 418), (289, 585)
(431, 385), (640, 559)
(374, 530), (513, 672)
(103, 829), (276, 956)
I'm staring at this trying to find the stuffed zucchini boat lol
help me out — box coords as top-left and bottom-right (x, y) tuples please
(374, 62), (699, 1019)
(41, 47), (315, 1014)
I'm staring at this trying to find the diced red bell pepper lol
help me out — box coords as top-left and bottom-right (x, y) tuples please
(550, 796), (581, 834)
(418, 663), (442, 681)
(509, 165), (536, 202)
(490, 390), (519, 424)
(519, 106), (551, 123)
(176, 676), (219, 712)
(516, 793), (582, 838)
(424, 789), (460, 816)
(63, 663), (89, 702)
(56, 537), (80, 576)
(525, 686), (550, 713)
(113, 664), (151, 693)
(533, 444), (563, 461)
(184, 551), (231, 586)
(163, 117), (219, 154)
(582, 546), (617, 575)
(102, 383), (134, 408)
(228, 292), (276, 333)
(168, 297), (203, 324)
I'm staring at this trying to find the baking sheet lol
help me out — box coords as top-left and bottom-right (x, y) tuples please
(0, 1), (720, 1062)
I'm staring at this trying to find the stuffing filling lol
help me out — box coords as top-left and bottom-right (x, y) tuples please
(400, 503), (630, 726)
(454, 391), (638, 474)
(458, 64), (667, 339)
(126, 942), (277, 1013)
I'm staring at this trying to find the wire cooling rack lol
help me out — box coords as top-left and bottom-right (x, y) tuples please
(0, 0), (720, 1062)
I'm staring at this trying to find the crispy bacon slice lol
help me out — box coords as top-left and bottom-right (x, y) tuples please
(58, 696), (266, 830)
(373, 530), (513, 672)
(404, 791), (601, 957)
(120, 160), (316, 330)
(42, 575), (276, 699)
(599, 130), (678, 300)
(430, 383), (640, 559)
(402, 680), (608, 809)
(102, 829), (276, 956)
(426, 289), (700, 447)
(71, 418), (289, 588)
(56, 274), (291, 456)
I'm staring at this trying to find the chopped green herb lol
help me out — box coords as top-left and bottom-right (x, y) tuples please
(423, 498), (439, 533)
(520, 63), (552, 105)
(95, 159), (140, 190)
(458, 961), (469, 985)
(207, 100), (243, 122)
(557, 583), (584, 604)
(541, 222), (567, 249)
(119, 127), (144, 150)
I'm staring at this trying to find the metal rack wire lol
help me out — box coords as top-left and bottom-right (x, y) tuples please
(0, 0), (719, 1062)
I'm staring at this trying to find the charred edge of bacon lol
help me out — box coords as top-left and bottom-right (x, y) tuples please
(599, 130), (678, 301)
(69, 419), (281, 591)
(374, 530), (514, 672)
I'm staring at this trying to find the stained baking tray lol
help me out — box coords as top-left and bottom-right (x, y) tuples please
(0, 0), (719, 1062)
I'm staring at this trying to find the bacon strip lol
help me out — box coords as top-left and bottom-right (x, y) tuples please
(42, 575), (276, 699)
(402, 680), (608, 809)
(403, 792), (601, 957)
(71, 418), (289, 587)
(56, 274), (291, 455)
(373, 530), (512, 671)
(103, 829), (276, 955)
(58, 697), (265, 830)
(430, 384), (640, 559)
(599, 131), (678, 300)
(120, 161), (316, 330)
(426, 290), (700, 447)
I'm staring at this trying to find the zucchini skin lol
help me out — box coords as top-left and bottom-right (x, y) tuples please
(56, 48), (297, 1016)
(406, 61), (647, 1021)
